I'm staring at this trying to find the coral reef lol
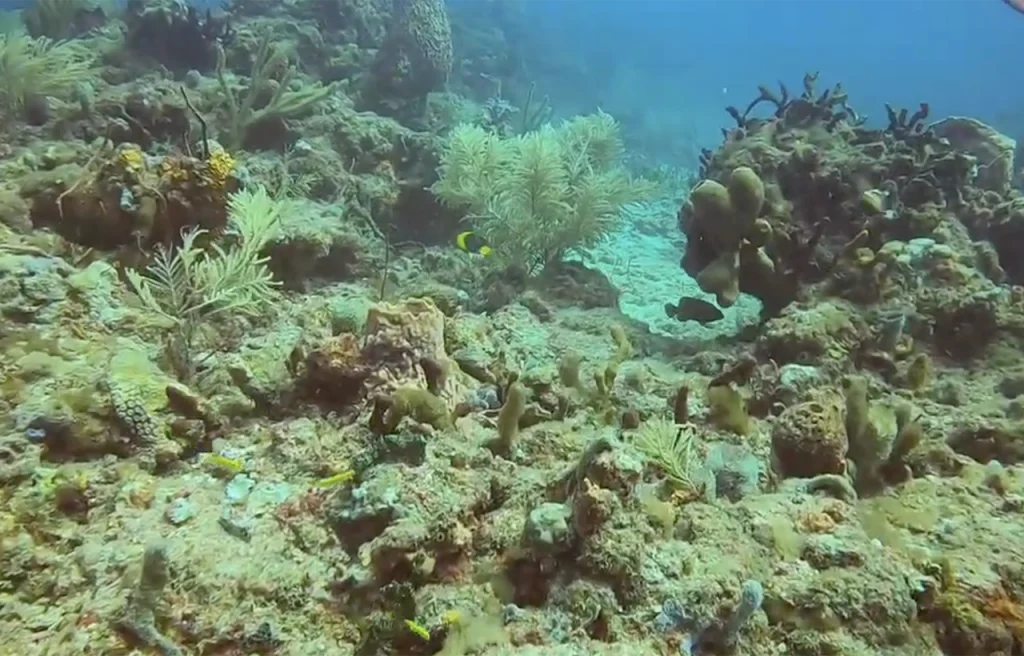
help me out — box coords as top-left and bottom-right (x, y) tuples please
(2, 4), (1024, 656)
(680, 72), (1021, 325)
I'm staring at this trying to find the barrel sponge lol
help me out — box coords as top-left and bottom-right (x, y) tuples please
(364, 297), (447, 383)
(771, 390), (848, 478)
(395, 0), (453, 89)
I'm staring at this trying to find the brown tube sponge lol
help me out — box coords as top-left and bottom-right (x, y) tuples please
(687, 166), (766, 307)
(492, 382), (527, 456)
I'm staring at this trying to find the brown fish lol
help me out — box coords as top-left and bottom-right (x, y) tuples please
(665, 296), (724, 324)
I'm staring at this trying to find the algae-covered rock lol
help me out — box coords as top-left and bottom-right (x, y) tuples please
(947, 422), (1024, 465)
(262, 199), (372, 289)
(930, 116), (1016, 193)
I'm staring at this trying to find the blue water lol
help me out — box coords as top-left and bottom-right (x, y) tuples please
(6, 0), (1018, 163)
(514, 0), (1022, 151)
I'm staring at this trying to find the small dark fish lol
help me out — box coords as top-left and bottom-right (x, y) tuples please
(665, 296), (724, 324)
(218, 515), (252, 542)
(1004, 0), (1024, 15)
(23, 416), (75, 446)
(456, 230), (492, 256)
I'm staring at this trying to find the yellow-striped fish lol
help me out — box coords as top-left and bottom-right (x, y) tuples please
(203, 453), (244, 474)
(404, 619), (430, 640)
(314, 470), (355, 488)
(455, 231), (492, 257)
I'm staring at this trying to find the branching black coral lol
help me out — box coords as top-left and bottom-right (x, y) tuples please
(725, 71), (861, 134)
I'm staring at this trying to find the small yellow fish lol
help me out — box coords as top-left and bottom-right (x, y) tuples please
(202, 453), (244, 474)
(314, 470), (355, 488)
(404, 619), (430, 640)
(455, 231), (492, 257)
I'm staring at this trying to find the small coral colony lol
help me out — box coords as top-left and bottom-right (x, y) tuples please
(1, 1), (1024, 656)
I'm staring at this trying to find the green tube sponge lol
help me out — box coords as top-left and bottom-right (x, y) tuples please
(118, 542), (182, 656)
(844, 376), (870, 448)
(843, 375), (885, 493)
(370, 387), (452, 434)
(600, 324), (633, 391)
(689, 179), (734, 250)
(491, 382), (527, 455)
(559, 351), (583, 390)
(887, 404), (922, 468)
(706, 384), (750, 435)
(609, 324), (633, 363)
